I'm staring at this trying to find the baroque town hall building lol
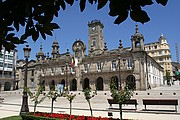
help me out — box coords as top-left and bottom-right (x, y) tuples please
(16, 20), (164, 91)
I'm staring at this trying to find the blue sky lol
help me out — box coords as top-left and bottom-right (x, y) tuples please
(17, 1), (180, 62)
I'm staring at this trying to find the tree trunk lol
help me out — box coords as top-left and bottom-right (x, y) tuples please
(70, 101), (72, 116)
(119, 103), (122, 120)
(88, 100), (93, 117)
(51, 99), (54, 115)
(34, 103), (37, 115)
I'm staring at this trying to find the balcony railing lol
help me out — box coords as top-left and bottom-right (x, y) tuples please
(81, 66), (134, 74)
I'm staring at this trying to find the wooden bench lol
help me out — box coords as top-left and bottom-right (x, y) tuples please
(142, 99), (178, 112)
(107, 99), (138, 110)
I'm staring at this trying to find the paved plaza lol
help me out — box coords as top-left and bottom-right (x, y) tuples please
(0, 85), (180, 120)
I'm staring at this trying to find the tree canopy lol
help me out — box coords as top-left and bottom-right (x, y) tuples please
(0, 0), (168, 51)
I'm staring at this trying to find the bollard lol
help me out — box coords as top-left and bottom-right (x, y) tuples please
(108, 111), (113, 118)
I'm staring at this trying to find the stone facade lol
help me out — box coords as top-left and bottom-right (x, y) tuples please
(16, 20), (164, 91)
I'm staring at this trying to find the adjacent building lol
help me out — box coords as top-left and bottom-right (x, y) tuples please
(144, 34), (173, 84)
(16, 20), (164, 91)
(0, 47), (17, 91)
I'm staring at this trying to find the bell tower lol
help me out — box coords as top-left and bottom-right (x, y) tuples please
(51, 39), (60, 59)
(88, 20), (105, 55)
(131, 25), (145, 52)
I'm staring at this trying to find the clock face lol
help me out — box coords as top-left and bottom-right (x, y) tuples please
(92, 27), (95, 31)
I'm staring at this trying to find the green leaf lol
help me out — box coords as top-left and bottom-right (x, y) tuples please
(14, 21), (19, 32)
(97, 0), (108, 10)
(133, 0), (153, 7)
(40, 31), (46, 40)
(19, 18), (26, 26)
(65, 0), (74, 6)
(32, 30), (39, 41)
(108, 0), (120, 17)
(44, 29), (53, 36)
(131, 3), (142, 12)
(88, 0), (93, 4)
(7, 37), (20, 44)
(4, 18), (13, 27)
(6, 27), (14, 31)
(2, 41), (16, 52)
(45, 23), (60, 30)
(60, 0), (66, 10)
(36, 25), (46, 39)
(130, 10), (150, 24)
(142, 0), (153, 6)
(80, 0), (86, 12)
(156, 0), (168, 6)
(114, 10), (128, 24)
(6, 33), (15, 39)
(20, 34), (28, 41)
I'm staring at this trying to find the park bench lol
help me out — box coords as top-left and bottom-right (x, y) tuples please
(107, 99), (138, 110)
(142, 99), (178, 112)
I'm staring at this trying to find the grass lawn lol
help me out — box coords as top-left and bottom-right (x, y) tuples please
(0, 116), (22, 120)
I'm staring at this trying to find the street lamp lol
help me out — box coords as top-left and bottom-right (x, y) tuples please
(118, 55), (126, 90)
(65, 49), (70, 93)
(118, 54), (126, 120)
(20, 45), (31, 115)
(118, 55), (122, 90)
(65, 61), (68, 92)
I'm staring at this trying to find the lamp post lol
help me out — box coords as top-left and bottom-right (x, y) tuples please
(118, 55), (122, 90)
(20, 45), (31, 115)
(65, 61), (68, 92)
(65, 49), (70, 93)
(118, 54), (126, 120)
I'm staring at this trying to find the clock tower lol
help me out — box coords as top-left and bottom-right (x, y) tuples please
(88, 20), (105, 55)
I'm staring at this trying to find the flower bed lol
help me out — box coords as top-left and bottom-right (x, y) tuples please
(21, 112), (122, 120)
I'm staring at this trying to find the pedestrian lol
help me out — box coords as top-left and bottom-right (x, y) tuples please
(148, 83), (151, 90)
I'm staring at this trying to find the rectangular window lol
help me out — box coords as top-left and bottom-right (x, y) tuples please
(97, 62), (101, 71)
(0, 53), (3, 58)
(112, 60), (116, 70)
(7, 64), (13, 68)
(4, 63), (8, 68)
(92, 40), (96, 46)
(154, 45), (157, 49)
(84, 64), (88, 72)
(5, 55), (8, 59)
(127, 59), (133, 68)
(159, 58), (163, 61)
(8, 55), (13, 60)
(0, 62), (3, 67)
(159, 51), (162, 55)
(31, 70), (34, 76)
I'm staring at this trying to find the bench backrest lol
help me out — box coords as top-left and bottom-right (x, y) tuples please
(143, 99), (178, 105)
(107, 99), (137, 104)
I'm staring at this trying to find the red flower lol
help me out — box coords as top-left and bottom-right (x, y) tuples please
(32, 112), (119, 120)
